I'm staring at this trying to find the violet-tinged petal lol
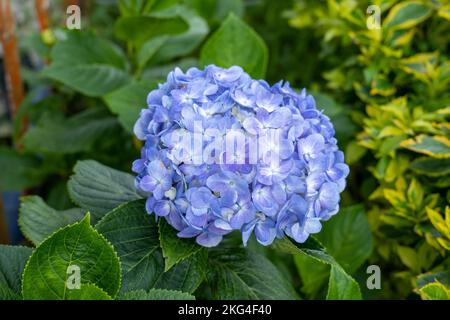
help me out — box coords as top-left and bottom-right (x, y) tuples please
(196, 232), (223, 247)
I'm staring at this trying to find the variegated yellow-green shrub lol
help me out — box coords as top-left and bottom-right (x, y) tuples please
(286, 0), (449, 298)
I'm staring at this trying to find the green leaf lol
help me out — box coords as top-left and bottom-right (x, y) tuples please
(0, 245), (33, 300)
(19, 196), (85, 245)
(384, 1), (432, 30)
(118, 288), (195, 300)
(141, 57), (199, 82)
(417, 271), (450, 289)
(103, 81), (158, 133)
(143, 7), (209, 65)
(22, 109), (118, 154)
(272, 237), (362, 300)
(312, 91), (343, 117)
(137, 36), (169, 69)
(185, 0), (216, 21)
(154, 250), (207, 293)
(159, 219), (202, 272)
(43, 32), (130, 96)
(115, 15), (188, 47)
(370, 74), (396, 96)
(438, 4), (450, 21)
(294, 254), (329, 298)
(294, 206), (372, 298)
(68, 160), (142, 223)
(119, 0), (179, 16)
(407, 178), (424, 210)
(397, 246), (420, 272)
(326, 265), (362, 300)
(95, 200), (163, 293)
(186, 0), (244, 25)
(0, 147), (49, 191)
(207, 247), (298, 299)
(400, 52), (439, 82)
(96, 200), (206, 294)
(214, 0), (244, 21)
(317, 205), (373, 274)
(419, 282), (450, 300)
(200, 13), (268, 79)
(401, 135), (450, 158)
(22, 214), (121, 300)
(65, 284), (112, 300)
(410, 157), (450, 176)
(118, 0), (156, 16)
(345, 141), (367, 165)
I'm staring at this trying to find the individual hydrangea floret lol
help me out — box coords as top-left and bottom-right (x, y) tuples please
(132, 65), (349, 247)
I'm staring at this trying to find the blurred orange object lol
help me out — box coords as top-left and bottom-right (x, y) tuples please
(0, 0), (24, 117)
(35, 0), (50, 32)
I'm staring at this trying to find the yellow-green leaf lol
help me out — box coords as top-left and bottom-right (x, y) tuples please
(410, 157), (450, 177)
(426, 207), (448, 236)
(384, 1), (432, 30)
(387, 29), (415, 47)
(438, 4), (450, 21)
(401, 135), (450, 158)
(370, 75), (396, 96)
(400, 52), (439, 81)
(419, 282), (450, 300)
(407, 178), (424, 210)
(397, 246), (419, 272)
(384, 189), (407, 209)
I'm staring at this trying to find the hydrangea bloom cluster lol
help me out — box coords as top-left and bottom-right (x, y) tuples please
(132, 65), (349, 247)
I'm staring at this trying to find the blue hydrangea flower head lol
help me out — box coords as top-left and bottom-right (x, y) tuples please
(133, 65), (349, 247)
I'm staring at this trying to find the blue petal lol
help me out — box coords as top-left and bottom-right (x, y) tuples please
(154, 200), (171, 217)
(255, 221), (277, 246)
(196, 232), (223, 247)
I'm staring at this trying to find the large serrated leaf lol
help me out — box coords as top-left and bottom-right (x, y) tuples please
(95, 200), (163, 293)
(65, 284), (112, 300)
(293, 205), (373, 298)
(68, 160), (142, 223)
(272, 237), (362, 300)
(96, 200), (206, 294)
(22, 214), (121, 300)
(207, 247), (298, 300)
(0, 245), (33, 300)
(316, 205), (373, 274)
(154, 250), (207, 293)
(19, 196), (85, 245)
(326, 265), (362, 300)
(118, 288), (195, 300)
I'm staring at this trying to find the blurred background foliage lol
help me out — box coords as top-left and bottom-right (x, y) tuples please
(0, 0), (449, 299)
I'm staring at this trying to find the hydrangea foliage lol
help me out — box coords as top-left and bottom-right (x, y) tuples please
(133, 65), (349, 247)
